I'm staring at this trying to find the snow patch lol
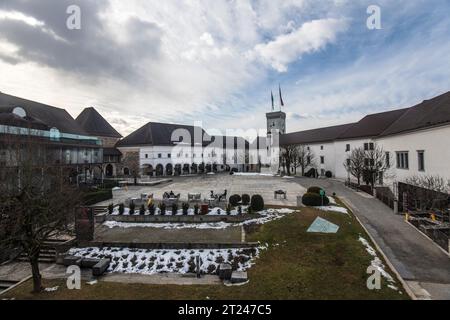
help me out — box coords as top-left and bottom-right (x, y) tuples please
(44, 286), (59, 292)
(68, 246), (267, 275)
(316, 206), (349, 215)
(104, 208), (295, 230)
(358, 236), (397, 290)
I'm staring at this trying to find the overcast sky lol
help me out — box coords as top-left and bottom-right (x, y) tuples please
(0, 0), (449, 136)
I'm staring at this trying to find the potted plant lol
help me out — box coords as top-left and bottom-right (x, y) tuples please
(139, 204), (146, 215)
(172, 203), (178, 215)
(108, 203), (114, 215)
(129, 202), (136, 215)
(118, 203), (125, 215)
(159, 203), (166, 215)
(182, 203), (189, 215)
(194, 204), (199, 215)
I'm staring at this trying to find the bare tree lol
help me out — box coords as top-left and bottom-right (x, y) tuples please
(293, 145), (316, 176)
(122, 151), (140, 185)
(0, 135), (81, 293)
(281, 145), (298, 176)
(344, 147), (365, 185)
(363, 144), (391, 189)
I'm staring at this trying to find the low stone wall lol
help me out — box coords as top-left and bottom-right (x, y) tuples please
(77, 240), (260, 250)
(95, 213), (257, 224)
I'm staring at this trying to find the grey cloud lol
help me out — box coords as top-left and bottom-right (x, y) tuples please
(0, 0), (163, 83)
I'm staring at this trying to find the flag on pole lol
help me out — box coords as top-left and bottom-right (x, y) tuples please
(279, 84), (284, 108)
(271, 91), (274, 110)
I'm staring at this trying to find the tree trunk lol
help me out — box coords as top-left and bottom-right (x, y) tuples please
(30, 255), (43, 293)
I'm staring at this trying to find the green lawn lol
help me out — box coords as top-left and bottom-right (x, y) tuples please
(2, 204), (408, 300)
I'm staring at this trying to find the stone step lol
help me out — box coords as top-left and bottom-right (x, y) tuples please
(0, 280), (19, 290)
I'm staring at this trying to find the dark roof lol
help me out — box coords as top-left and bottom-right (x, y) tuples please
(116, 122), (207, 147)
(117, 122), (249, 149)
(380, 91), (450, 137)
(103, 148), (122, 156)
(337, 108), (409, 140)
(0, 92), (89, 135)
(0, 112), (50, 131)
(76, 107), (122, 138)
(280, 123), (355, 146)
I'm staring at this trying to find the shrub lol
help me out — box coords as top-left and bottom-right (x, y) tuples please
(159, 203), (166, 215)
(302, 192), (330, 207)
(194, 204), (199, 215)
(250, 195), (264, 212)
(229, 194), (242, 206)
(107, 203), (114, 215)
(148, 203), (155, 215)
(172, 203), (178, 215)
(247, 206), (253, 215)
(118, 203), (125, 215)
(325, 171), (333, 178)
(129, 202), (135, 215)
(241, 194), (250, 205)
(307, 186), (324, 195)
(182, 203), (189, 215)
(139, 204), (146, 215)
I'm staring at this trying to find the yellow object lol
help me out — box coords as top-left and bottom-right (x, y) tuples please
(431, 213), (436, 221)
(147, 198), (154, 207)
(405, 213), (409, 222)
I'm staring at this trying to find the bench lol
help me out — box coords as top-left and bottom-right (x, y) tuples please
(92, 258), (111, 276)
(274, 190), (287, 200)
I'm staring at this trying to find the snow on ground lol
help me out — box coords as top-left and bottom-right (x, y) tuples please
(282, 176), (295, 179)
(44, 286), (59, 292)
(104, 208), (295, 230)
(316, 205), (349, 215)
(233, 173), (275, 177)
(358, 236), (398, 291)
(68, 246), (267, 275)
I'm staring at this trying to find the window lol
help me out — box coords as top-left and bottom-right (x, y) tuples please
(385, 152), (390, 168)
(307, 146), (310, 151)
(168, 154), (171, 158)
(320, 146), (324, 150)
(364, 158), (375, 166)
(346, 144), (350, 152)
(158, 153), (162, 159)
(307, 156), (311, 165)
(396, 151), (409, 169)
(145, 154), (148, 159)
(320, 156), (325, 164)
(346, 158), (351, 166)
(369, 143), (374, 150)
(417, 151), (425, 171)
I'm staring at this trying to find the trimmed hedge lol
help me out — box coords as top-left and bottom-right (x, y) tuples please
(307, 186), (324, 195)
(250, 195), (264, 212)
(302, 192), (330, 207)
(83, 189), (113, 206)
(229, 194), (242, 206)
(241, 194), (250, 205)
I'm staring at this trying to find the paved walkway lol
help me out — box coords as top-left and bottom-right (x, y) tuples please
(96, 174), (305, 207)
(295, 177), (450, 300)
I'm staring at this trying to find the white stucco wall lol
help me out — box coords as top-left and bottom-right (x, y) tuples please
(376, 124), (450, 185)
